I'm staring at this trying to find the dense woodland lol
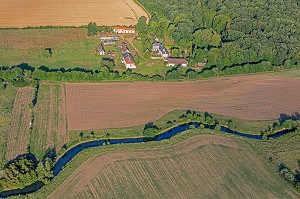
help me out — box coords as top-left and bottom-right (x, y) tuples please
(139, 0), (300, 70)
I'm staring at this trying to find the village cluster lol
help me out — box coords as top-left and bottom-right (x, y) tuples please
(96, 26), (188, 69)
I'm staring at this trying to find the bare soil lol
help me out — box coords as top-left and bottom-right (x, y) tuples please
(47, 134), (300, 199)
(66, 75), (300, 131)
(0, 0), (149, 28)
(6, 87), (34, 160)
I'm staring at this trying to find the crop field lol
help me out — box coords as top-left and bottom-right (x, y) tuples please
(30, 83), (68, 158)
(47, 133), (299, 199)
(5, 87), (34, 161)
(0, 86), (17, 165)
(0, 0), (148, 28)
(66, 75), (300, 131)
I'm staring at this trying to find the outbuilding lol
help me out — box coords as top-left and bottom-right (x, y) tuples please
(167, 58), (188, 67)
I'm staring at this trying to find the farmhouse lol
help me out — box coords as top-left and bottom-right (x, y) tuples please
(97, 43), (105, 55)
(167, 58), (188, 67)
(113, 26), (136, 34)
(122, 53), (136, 69)
(152, 42), (170, 60)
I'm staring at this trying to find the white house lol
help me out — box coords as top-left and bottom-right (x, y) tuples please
(113, 26), (136, 34)
(152, 42), (170, 60)
(123, 53), (136, 69)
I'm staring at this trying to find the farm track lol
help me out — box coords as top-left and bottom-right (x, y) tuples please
(66, 75), (300, 131)
(6, 87), (34, 160)
(47, 134), (300, 199)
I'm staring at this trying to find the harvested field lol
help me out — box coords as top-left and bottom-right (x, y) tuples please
(6, 87), (34, 161)
(0, 86), (17, 166)
(30, 83), (68, 158)
(66, 75), (300, 131)
(0, 0), (149, 28)
(47, 134), (299, 199)
(0, 28), (87, 50)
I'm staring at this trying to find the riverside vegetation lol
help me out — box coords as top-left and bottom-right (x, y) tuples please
(0, 108), (299, 193)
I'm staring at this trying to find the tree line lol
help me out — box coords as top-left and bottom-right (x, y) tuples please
(1, 61), (299, 86)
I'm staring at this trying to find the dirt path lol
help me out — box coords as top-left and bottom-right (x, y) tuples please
(66, 75), (300, 131)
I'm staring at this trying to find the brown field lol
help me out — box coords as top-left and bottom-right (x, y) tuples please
(0, 0), (149, 28)
(30, 83), (68, 158)
(47, 134), (299, 199)
(66, 75), (300, 131)
(0, 28), (87, 50)
(6, 87), (34, 160)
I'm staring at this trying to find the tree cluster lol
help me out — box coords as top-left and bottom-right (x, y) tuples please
(0, 155), (54, 192)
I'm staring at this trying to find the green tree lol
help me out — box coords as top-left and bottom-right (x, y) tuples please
(87, 22), (98, 36)
(136, 16), (147, 32)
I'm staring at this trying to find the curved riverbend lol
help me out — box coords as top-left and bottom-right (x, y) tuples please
(0, 122), (296, 197)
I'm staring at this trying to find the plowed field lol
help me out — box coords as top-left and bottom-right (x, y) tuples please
(0, 0), (149, 28)
(47, 134), (299, 199)
(66, 75), (300, 131)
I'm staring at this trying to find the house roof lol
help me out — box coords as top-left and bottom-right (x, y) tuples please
(161, 47), (169, 55)
(168, 58), (188, 65)
(124, 56), (135, 65)
(98, 43), (105, 52)
(153, 42), (162, 47)
(121, 43), (129, 53)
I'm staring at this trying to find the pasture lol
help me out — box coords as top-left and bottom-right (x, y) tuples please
(0, 0), (149, 28)
(46, 132), (299, 199)
(66, 75), (300, 131)
(30, 83), (68, 159)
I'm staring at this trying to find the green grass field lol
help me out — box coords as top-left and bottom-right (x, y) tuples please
(250, 132), (300, 172)
(0, 28), (173, 76)
(0, 85), (17, 166)
(270, 69), (300, 78)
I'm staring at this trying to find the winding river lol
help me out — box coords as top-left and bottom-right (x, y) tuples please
(0, 122), (296, 198)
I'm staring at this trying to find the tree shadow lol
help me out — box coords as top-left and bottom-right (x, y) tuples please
(42, 148), (57, 162)
(278, 112), (300, 124)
